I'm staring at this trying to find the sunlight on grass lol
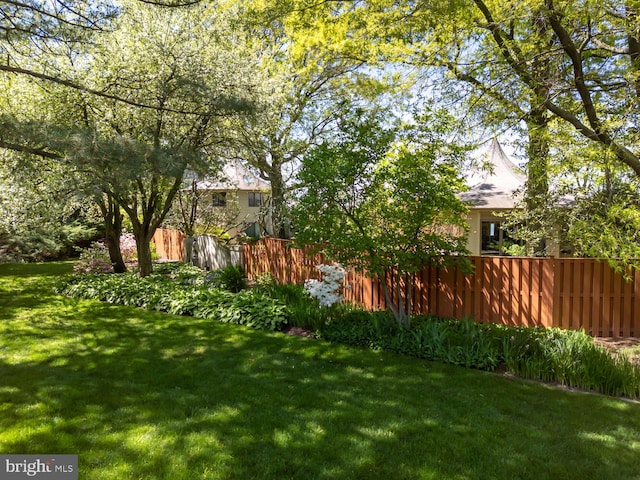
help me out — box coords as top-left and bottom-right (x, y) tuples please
(2, 263), (640, 479)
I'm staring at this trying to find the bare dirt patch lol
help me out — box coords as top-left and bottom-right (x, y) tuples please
(595, 337), (640, 365)
(283, 326), (316, 338)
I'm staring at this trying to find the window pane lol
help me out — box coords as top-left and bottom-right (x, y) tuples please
(212, 192), (227, 207)
(244, 222), (259, 238)
(481, 221), (501, 254)
(249, 192), (262, 207)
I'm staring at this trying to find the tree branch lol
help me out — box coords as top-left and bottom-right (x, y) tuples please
(0, 64), (244, 116)
(0, 139), (62, 160)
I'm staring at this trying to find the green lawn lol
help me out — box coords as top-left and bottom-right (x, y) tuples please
(1, 263), (640, 480)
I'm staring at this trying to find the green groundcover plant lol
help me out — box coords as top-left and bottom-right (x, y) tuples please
(54, 262), (640, 400)
(55, 263), (288, 332)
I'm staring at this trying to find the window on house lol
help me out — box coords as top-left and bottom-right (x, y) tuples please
(212, 192), (227, 207)
(248, 191), (263, 207)
(244, 222), (259, 239)
(481, 221), (522, 255)
(481, 221), (501, 254)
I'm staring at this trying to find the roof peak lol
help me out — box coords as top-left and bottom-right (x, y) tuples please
(485, 138), (525, 180)
(459, 138), (526, 209)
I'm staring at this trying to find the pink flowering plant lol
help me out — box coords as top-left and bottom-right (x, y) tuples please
(73, 241), (114, 274)
(304, 263), (346, 307)
(119, 233), (138, 264)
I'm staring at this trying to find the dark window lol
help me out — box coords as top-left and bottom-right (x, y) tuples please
(212, 192), (227, 207)
(481, 221), (522, 255)
(481, 221), (501, 254)
(244, 222), (259, 239)
(248, 192), (262, 207)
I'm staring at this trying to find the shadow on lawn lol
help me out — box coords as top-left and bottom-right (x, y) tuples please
(0, 262), (74, 278)
(1, 264), (640, 479)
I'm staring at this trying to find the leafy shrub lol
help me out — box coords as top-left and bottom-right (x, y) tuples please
(73, 242), (114, 274)
(304, 263), (346, 307)
(55, 269), (288, 331)
(204, 265), (248, 293)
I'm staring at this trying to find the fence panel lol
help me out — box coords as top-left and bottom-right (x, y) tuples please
(241, 239), (639, 337)
(152, 228), (185, 261)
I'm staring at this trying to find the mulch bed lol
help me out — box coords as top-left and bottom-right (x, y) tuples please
(283, 326), (315, 338)
(595, 337), (640, 364)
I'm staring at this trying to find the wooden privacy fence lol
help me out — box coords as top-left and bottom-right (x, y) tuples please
(152, 228), (186, 262)
(243, 238), (640, 338)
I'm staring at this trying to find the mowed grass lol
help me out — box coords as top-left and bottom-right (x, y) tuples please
(1, 263), (640, 480)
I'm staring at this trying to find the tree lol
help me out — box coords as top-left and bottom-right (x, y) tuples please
(324, 0), (640, 257)
(401, 0), (640, 171)
(293, 108), (470, 325)
(61, 132), (202, 276)
(0, 1), (255, 275)
(214, 0), (390, 238)
(80, 2), (254, 276)
(505, 124), (640, 272)
(0, 1), (114, 46)
(359, 0), (556, 254)
(0, 1), (207, 108)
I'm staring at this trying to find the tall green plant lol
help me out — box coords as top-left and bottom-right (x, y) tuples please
(293, 107), (470, 325)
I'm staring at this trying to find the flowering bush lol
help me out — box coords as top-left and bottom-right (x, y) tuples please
(119, 233), (137, 264)
(304, 263), (346, 307)
(73, 242), (114, 274)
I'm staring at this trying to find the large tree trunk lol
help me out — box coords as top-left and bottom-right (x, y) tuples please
(97, 195), (127, 273)
(525, 110), (550, 256)
(525, 11), (551, 256)
(266, 160), (291, 239)
(134, 230), (154, 277)
(105, 208), (126, 274)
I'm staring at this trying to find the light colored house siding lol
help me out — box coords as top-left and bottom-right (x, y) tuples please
(231, 190), (271, 239)
(197, 161), (272, 241)
(465, 210), (481, 256)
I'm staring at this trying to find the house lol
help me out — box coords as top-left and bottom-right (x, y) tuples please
(459, 139), (526, 256)
(195, 161), (272, 240)
(460, 139), (567, 257)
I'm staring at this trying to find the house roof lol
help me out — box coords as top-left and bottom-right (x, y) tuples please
(196, 161), (270, 191)
(459, 138), (526, 210)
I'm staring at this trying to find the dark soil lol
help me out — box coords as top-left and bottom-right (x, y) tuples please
(595, 337), (640, 364)
(283, 326), (316, 338)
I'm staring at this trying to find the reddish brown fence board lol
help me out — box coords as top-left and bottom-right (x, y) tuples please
(242, 239), (639, 337)
(152, 228), (185, 262)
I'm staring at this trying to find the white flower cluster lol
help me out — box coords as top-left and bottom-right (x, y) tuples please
(304, 263), (347, 307)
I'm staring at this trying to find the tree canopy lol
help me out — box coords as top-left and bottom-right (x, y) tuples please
(0, 0), (255, 274)
(2, 0), (640, 272)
